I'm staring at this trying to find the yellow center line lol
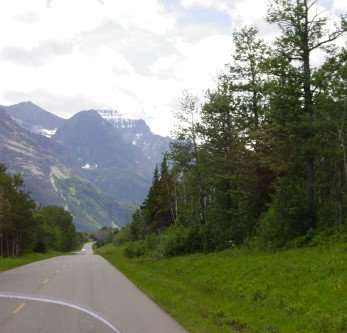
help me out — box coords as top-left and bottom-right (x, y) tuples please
(13, 302), (26, 314)
(56, 269), (60, 274)
(42, 278), (50, 285)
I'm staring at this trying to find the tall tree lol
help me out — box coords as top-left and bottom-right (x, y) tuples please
(155, 155), (176, 228)
(172, 91), (207, 225)
(230, 26), (276, 218)
(0, 165), (36, 256)
(142, 166), (161, 232)
(314, 49), (347, 226)
(267, 0), (347, 228)
(231, 26), (268, 134)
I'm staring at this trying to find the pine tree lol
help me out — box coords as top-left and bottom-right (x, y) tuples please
(142, 165), (161, 232)
(267, 0), (347, 228)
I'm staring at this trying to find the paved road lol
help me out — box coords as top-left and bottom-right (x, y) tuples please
(0, 243), (187, 333)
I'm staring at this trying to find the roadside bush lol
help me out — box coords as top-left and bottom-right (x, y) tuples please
(309, 227), (347, 247)
(144, 233), (161, 251)
(286, 226), (347, 249)
(120, 227), (197, 259)
(256, 177), (309, 250)
(159, 225), (193, 257)
(123, 240), (147, 258)
(113, 228), (131, 246)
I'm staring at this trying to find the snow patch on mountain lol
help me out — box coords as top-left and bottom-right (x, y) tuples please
(41, 128), (57, 138)
(82, 163), (98, 170)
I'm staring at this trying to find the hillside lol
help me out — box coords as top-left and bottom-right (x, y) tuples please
(0, 107), (132, 231)
(96, 241), (347, 333)
(1, 101), (65, 137)
(53, 109), (153, 205)
(0, 102), (174, 229)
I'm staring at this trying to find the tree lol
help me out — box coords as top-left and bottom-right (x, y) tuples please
(154, 155), (176, 228)
(172, 91), (208, 225)
(0, 165), (36, 256)
(199, 77), (257, 245)
(231, 26), (269, 134)
(33, 206), (77, 252)
(230, 26), (276, 219)
(267, 0), (347, 228)
(313, 49), (347, 226)
(142, 165), (161, 232)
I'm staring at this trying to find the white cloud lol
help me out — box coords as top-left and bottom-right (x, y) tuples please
(180, 0), (231, 13)
(0, 0), (346, 136)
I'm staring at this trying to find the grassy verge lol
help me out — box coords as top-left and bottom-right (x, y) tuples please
(95, 243), (347, 333)
(0, 251), (65, 272)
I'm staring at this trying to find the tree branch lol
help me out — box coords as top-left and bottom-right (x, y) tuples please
(310, 30), (346, 51)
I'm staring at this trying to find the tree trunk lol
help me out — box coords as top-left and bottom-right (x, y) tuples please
(302, 12), (316, 228)
(12, 233), (15, 257)
(6, 236), (9, 257)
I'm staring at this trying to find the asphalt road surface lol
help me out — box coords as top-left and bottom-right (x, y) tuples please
(0, 243), (187, 333)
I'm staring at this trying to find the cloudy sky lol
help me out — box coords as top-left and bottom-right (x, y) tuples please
(0, 0), (345, 136)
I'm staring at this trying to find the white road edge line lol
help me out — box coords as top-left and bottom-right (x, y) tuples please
(0, 292), (122, 333)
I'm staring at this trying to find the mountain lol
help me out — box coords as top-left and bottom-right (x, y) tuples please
(0, 107), (63, 205)
(52, 110), (153, 205)
(0, 107), (132, 231)
(53, 110), (153, 175)
(1, 101), (65, 137)
(97, 109), (172, 168)
(0, 102), (173, 230)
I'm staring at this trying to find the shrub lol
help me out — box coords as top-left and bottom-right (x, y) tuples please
(256, 177), (309, 250)
(159, 225), (193, 257)
(123, 240), (147, 258)
(309, 227), (347, 247)
(113, 228), (131, 246)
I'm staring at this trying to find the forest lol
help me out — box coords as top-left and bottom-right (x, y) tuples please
(0, 164), (80, 257)
(119, 0), (347, 256)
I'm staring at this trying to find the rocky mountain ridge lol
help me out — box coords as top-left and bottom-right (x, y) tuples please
(0, 102), (172, 231)
(1, 101), (65, 137)
(97, 109), (172, 168)
(0, 107), (131, 231)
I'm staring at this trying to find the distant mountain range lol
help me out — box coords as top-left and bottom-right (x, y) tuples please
(2, 101), (64, 137)
(97, 109), (172, 169)
(0, 102), (172, 231)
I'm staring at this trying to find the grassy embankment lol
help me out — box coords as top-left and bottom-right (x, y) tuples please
(0, 251), (65, 272)
(0, 243), (85, 272)
(95, 243), (347, 333)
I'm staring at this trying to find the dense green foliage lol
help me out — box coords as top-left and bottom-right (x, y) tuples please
(0, 164), (79, 257)
(32, 206), (79, 253)
(125, 0), (347, 253)
(96, 240), (347, 333)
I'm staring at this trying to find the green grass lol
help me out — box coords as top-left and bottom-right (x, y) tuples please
(95, 243), (347, 333)
(0, 251), (66, 272)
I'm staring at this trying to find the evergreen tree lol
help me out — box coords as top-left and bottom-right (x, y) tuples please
(155, 155), (176, 228)
(142, 165), (161, 232)
(0, 164), (36, 256)
(267, 0), (347, 228)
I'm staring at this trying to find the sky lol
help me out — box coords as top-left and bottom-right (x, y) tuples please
(0, 0), (346, 136)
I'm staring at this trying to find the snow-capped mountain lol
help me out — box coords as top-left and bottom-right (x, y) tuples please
(0, 107), (131, 231)
(0, 102), (173, 230)
(97, 109), (172, 168)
